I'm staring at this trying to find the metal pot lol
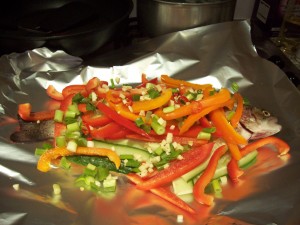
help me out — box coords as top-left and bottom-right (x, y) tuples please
(0, 0), (133, 57)
(137, 0), (236, 37)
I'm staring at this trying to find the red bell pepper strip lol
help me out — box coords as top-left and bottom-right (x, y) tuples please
(54, 122), (66, 137)
(227, 158), (244, 184)
(136, 75), (159, 88)
(62, 85), (87, 98)
(136, 142), (214, 190)
(59, 93), (75, 111)
(18, 103), (55, 121)
(86, 77), (101, 93)
(46, 85), (64, 101)
(240, 136), (290, 157)
(90, 122), (127, 139)
(106, 129), (132, 140)
(126, 173), (196, 214)
(96, 101), (150, 138)
(193, 145), (228, 206)
(81, 111), (112, 127)
(77, 103), (88, 113)
(54, 122), (66, 146)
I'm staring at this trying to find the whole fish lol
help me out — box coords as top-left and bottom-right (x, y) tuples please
(10, 106), (282, 143)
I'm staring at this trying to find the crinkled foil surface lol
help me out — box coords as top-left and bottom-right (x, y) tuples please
(0, 21), (300, 225)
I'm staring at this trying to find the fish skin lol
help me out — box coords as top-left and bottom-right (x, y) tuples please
(10, 116), (54, 143)
(239, 106), (282, 140)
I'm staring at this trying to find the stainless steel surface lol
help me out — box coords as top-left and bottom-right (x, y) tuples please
(137, 0), (236, 37)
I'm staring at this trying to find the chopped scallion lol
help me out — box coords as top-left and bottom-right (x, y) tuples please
(53, 183), (61, 195)
(59, 156), (71, 170)
(135, 117), (144, 127)
(35, 148), (47, 156)
(56, 136), (66, 147)
(147, 88), (160, 99)
(54, 110), (64, 122)
(67, 122), (80, 132)
(65, 110), (77, 118)
(202, 127), (216, 133)
(197, 131), (211, 140)
(163, 105), (175, 113)
(231, 82), (239, 92)
(66, 140), (77, 152)
(151, 116), (165, 135)
(211, 179), (222, 193)
(120, 154), (134, 160)
(132, 94), (141, 101)
(110, 78), (115, 88)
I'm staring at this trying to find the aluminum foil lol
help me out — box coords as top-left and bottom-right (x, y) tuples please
(1, 20), (300, 225)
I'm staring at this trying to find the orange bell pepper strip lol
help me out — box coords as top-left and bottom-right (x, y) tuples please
(160, 74), (212, 90)
(136, 142), (214, 190)
(37, 147), (121, 172)
(193, 145), (228, 206)
(46, 85), (64, 101)
(228, 136), (290, 183)
(179, 98), (234, 135)
(127, 173), (196, 214)
(155, 100), (202, 121)
(198, 88), (231, 109)
(240, 136), (290, 157)
(230, 92), (244, 128)
(18, 103), (55, 121)
(209, 108), (247, 145)
(226, 142), (242, 161)
(114, 103), (141, 122)
(131, 88), (173, 113)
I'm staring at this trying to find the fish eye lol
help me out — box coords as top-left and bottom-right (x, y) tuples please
(262, 110), (271, 117)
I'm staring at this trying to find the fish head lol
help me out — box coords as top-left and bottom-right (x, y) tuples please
(239, 106), (282, 140)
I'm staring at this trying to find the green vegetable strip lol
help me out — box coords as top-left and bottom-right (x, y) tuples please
(54, 110), (64, 122)
(151, 117), (165, 135)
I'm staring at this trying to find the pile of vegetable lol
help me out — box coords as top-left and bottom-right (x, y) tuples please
(17, 74), (290, 214)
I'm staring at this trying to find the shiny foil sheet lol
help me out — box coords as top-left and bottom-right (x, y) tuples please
(0, 20), (300, 225)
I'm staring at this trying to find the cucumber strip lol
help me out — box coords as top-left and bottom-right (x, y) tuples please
(103, 139), (147, 150)
(93, 140), (151, 162)
(172, 177), (194, 196)
(182, 150), (258, 182)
